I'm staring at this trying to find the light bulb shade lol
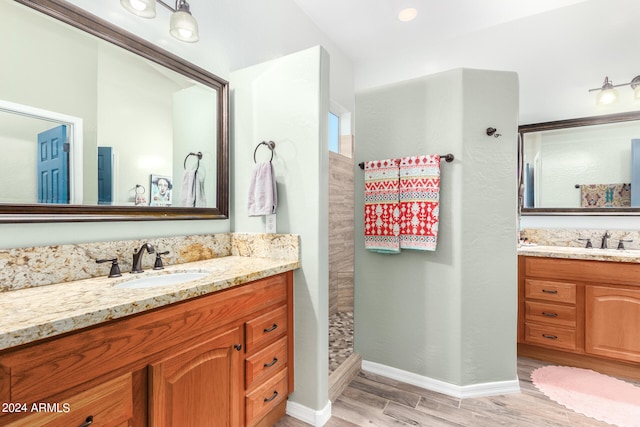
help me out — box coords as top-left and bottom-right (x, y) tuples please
(596, 77), (618, 105)
(597, 88), (618, 105)
(635, 85), (640, 100)
(170, 10), (199, 42)
(120, 0), (156, 18)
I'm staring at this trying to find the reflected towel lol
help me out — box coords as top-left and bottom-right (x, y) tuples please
(399, 155), (440, 251)
(179, 169), (207, 207)
(248, 162), (277, 216)
(580, 183), (630, 207)
(364, 159), (401, 254)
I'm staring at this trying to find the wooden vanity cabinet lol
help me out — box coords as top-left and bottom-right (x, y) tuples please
(0, 271), (294, 427)
(518, 256), (640, 379)
(585, 285), (640, 363)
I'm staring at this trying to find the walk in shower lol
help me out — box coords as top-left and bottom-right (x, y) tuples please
(328, 151), (360, 400)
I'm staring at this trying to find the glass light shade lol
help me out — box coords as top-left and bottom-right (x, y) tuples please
(596, 87), (619, 105)
(170, 11), (199, 42)
(120, 0), (156, 18)
(635, 85), (640, 100)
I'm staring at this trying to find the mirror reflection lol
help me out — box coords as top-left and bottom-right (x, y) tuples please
(521, 115), (640, 211)
(0, 0), (224, 215)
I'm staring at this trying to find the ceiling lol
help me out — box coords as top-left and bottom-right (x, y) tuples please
(292, 0), (590, 66)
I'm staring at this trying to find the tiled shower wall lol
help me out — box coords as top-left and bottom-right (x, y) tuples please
(329, 151), (355, 315)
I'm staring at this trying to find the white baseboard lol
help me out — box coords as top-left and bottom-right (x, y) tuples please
(286, 400), (332, 426)
(361, 360), (521, 399)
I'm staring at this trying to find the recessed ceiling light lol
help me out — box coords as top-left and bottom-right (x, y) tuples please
(398, 7), (417, 22)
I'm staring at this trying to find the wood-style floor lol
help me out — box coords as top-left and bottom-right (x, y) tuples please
(275, 357), (634, 426)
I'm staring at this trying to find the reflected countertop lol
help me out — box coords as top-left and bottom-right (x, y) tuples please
(0, 256), (299, 352)
(518, 244), (640, 263)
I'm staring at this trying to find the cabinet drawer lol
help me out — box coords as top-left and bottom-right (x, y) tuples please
(525, 279), (576, 304)
(245, 368), (288, 427)
(246, 305), (287, 352)
(246, 336), (288, 390)
(525, 301), (576, 327)
(524, 323), (576, 351)
(3, 373), (132, 427)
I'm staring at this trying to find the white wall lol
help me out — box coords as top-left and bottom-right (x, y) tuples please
(354, 68), (518, 389)
(230, 46), (330, 416)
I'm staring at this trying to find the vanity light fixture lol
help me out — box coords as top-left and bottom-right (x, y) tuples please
(589, 75), (640, 105)
(121, 0), (199, 43)
(120, 0), (156, 18)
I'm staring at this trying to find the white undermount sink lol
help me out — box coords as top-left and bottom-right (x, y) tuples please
(115, 271), (210, 289)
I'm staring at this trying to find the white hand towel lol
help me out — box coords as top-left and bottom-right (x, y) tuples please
(180, 169), (207, 207)
(194, 171), (207, 207)
(248, 162), (277, 216)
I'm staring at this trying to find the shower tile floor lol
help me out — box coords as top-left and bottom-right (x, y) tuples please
(329, 311), (354, 374)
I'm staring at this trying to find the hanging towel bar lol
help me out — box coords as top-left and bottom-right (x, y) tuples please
(358, 153), (454, 169)
(183, 151), (203, 169)
(254, 140), (276, 163)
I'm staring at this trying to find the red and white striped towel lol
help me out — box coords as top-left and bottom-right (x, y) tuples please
(364, 159), (401, 254)
(399, 155), (440, 251)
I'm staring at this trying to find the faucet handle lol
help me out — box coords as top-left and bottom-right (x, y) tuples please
(617, 239), (633, 250)
(96, 258), (122, 278)
(578, 238), (593, 248)
(154, 251), (170, 270)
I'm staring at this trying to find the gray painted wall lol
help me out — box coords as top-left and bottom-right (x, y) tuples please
(354, 68), (518, 386)
(230, 46), (330, 411)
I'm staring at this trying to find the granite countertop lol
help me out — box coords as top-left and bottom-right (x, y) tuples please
(0, 256), (299, 352)
(518, 244), (640, 263)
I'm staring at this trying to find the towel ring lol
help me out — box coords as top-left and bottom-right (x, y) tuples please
(254, 141), (276, 163)
(184, 152), (203, 169)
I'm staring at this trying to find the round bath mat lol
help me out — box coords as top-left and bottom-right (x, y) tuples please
(531, 365), (640, 427)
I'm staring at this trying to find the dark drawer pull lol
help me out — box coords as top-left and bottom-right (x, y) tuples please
(542, 334), (558, 340)
(264, 357), (279, 368)
(264, 390), (279, 403)
(542, 289), (558, 294)
(264, 323), (278, 333)
(78, 416), (94, 427)
(542, 312), (558, 317)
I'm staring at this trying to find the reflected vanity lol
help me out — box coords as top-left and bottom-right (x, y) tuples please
(0, 0), (228, 222)
(520, 111), (640, 215)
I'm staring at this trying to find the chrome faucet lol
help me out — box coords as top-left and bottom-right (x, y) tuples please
(600, 230), (611, 249)
(132, 243), (155, 273)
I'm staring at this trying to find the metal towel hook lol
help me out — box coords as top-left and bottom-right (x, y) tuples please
(486, 127), (502, 138)
(254, 141), (276, 163)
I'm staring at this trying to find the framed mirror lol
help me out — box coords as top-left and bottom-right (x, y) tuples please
(520, 111), (640, 215)
(0, 0), (228, 223)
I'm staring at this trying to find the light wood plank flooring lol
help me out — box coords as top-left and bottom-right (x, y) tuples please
(275, 357), (637, 426)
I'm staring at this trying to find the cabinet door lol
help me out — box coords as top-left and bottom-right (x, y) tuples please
(149, 327), (243, 427)
(3, 373), (133, 427)
(586, 285), (640, 362)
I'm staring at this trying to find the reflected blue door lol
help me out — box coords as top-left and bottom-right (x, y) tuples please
(37, 125), (69, 204)
(97, 147), (113, 204)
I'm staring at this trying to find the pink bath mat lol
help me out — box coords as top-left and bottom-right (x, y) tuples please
(531, 365), (640, 427)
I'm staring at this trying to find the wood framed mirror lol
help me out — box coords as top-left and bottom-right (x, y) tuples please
(519, 111), (640, 216)
(0, 0), (228, 223)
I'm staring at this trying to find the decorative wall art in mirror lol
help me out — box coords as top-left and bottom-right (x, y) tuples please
(0, 0), (228, 222)
(519, 111), (640, 215)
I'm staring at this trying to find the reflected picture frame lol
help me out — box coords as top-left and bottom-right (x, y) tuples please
(150, 174), (173, 206)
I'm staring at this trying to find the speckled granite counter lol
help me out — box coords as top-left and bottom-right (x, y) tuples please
(0, 255), (299, 351)
(518, 245), (640, 263)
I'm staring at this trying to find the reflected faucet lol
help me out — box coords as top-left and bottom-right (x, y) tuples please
(132, 243), (155, 273)
(600, 230), (611, 249)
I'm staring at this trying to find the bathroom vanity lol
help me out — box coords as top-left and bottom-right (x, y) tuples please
(518, 246), (640, 379)
(0, 235), (299, 427)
